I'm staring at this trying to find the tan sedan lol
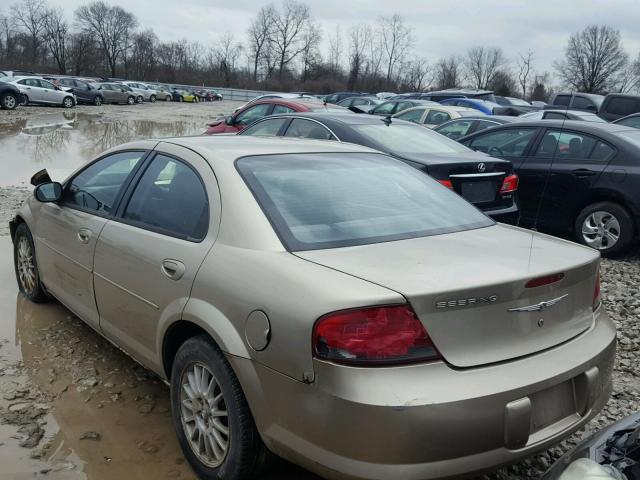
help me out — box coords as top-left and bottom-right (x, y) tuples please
(393, 105), (480, 127)
(11, 137), (614, 480)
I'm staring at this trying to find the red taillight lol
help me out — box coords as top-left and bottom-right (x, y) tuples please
(500, 174), (519, 193)
(438, 179), (453, 189)
(313, 305), (441, 366)
(525, 273), (565, 288)
(593, 269), (601, 311)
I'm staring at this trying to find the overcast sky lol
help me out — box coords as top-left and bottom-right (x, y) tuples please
(4, 0), (640, 82)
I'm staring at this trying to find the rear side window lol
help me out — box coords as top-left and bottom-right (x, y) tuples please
(534, 131), (596, 160)
(425, 110), (451, 125)
(284, 119), (335, 140)
(467, 128), (536, 157)
(235, 104), (271, 126)
(616, 115), (640, 129)
(435, 120), (474, 139)
(241, 118), (288, 137)
(373, 102), (396, 115)
(124, 154), (208, 241)
(590, 141), (615, 161)
(64, 151), (145, 214)
(554, 95), (571, 106)
(395, 108), (424, 123)
(272, 104), (295, 114)
(236, 153), (493, 251)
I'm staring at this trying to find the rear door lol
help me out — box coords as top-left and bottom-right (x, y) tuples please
(35, 149), (148, 331)
(93, 144), (219, 368)
(530, 129), (615, 231)
(21, 78), (43, 102)
(98, 84), (115, 103)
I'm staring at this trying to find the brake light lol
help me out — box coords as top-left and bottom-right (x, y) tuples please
(438, 179), (453, 189)
(313, 305), (441, 366)
(525, 273), (565, 288)
(593, 269), (601, 311)
(500, 174), (519, 193)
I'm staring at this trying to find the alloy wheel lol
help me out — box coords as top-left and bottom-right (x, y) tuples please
(17, 236), (36, 294)
(94, 96), (103, 106)
(581, 211), (621, 250)
(63, 97), (74, 108)
(3, 94), (16, 109)
(180, 362), (229, 467)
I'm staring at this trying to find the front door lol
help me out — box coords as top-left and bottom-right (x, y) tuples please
(93, 144), (219, 370)
(35, 150), (148, 329)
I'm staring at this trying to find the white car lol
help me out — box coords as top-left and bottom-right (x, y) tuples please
(122, 81), (158, 103)
(9, 76), (76, 108)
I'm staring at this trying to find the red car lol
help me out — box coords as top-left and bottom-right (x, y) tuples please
(204, 98), (346, 135)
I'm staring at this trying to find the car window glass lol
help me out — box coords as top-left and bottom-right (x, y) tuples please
(617, 116), (640, 129)
(396, 108), (424, 123)
(572, 96), (595, 110)
(39, 79), (55, 89)
(60, 79), (73, 87)
(435, 120), (474, 139)
(534, 130), (597, 160)
(395, 102), (414, 113)
(544, 112), (566, 120)
(272, 105), (295, 114)
(284, 119), (335, 140)
(474, 120), (500, 133)
(554, 95), (571, 106)
(425, 110), (451, 125)
(241, 118), (288, 137)
(355, 123), (470, 154)
(469, 128), (536, 156)
(64, 151), (145, 213)
(237, 153), (493, 251)
(373, 102), (396, 114)
(124, 154), (208, 240)
(589, 141), (615, 161)
(235, 104), (272, 125)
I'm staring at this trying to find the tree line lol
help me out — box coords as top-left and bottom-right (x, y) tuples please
(1, 0), (639, 99)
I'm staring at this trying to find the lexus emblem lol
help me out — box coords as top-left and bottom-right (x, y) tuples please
(477, 163), (486, 173)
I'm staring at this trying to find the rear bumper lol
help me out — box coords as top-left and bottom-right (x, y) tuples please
(484, 201), (519, 225)
(230, 311), (615, 480)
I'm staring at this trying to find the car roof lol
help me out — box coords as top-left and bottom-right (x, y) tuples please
(555, 92), (604, 99)
(11, 76), (45, 81)
(251, 111), (418, 127)
(442, 115), (516, 122)
(470, 119), (634, 133)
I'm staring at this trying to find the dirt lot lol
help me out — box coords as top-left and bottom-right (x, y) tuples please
(0, 102), (639, 480)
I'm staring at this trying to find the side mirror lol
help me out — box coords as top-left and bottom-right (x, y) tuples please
(225, 116), (234, 125)
(34, 182), (62, 203)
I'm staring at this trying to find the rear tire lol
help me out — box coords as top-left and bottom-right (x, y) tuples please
(94, 95), (103, 106)
(13, 223), (52, 303)
(1, 92), (18, 110)
(574, 201), (634, 257)
(150, 94), (156, 103)
(170, 335), (271, 480)
(136, 95), (144, 104)
(19, 94), (29, 106)
(166, 95), (172, 102)
(127, 96), (135, 105)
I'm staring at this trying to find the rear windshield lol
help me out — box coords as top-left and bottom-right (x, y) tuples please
(353, 122), (471, 155)
(236, 153), (493, 251)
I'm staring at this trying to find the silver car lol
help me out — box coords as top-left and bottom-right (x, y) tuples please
(8, 76), (76, 108)
(94, 82), (137, 105)
(11, 137), (615, 480)
(122, 81), (158, 102)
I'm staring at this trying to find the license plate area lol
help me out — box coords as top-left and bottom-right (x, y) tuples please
(460, 181), (497, 203)
(530, 380), (576, 432)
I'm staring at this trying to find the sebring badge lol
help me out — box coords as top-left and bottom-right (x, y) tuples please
(436, 295), (497, 309)
(508, 294), (569, 313)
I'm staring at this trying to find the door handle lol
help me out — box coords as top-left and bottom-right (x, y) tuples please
(77, 228), (92, 244)
(161, 259), (185, 280)
(572, 168), (596, 178)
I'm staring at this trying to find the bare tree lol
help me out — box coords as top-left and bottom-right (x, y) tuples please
(364, 24), (383, 79)
(328, 26), (343, 74)
(128, 29), (157, 80)
(271, 0), (313, 79)
(612, 52), (640, 93)
(68, 31), (96, 75)
(555, 25), (628, 93)
(0, 13), (17, 64)
(347, 23), (368, 89)
(434, 55), (463, 89)
(379, 14), (412, 83)
(400, 59), (430, 92)
(247, 5), (275, 82)
(464, 46), (507, 89)
(300, 23), (321, 82)
(215, 32), (243, 86)
(75, 1), (137, 77)
(42, 7), (68, 74)
(12, 0), (47, 65)
(517, 49), (534, 99)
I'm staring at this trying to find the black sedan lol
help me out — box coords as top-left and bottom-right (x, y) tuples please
(369, 98), (438, 116)
(459, 120), (640, 256)
(0, 80), (21, 110)
(434, 115), (520, 140)
(239, 112), (520, 222)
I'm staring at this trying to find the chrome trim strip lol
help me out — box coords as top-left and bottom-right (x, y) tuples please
(449, 172), (506, 178)
(94, 271), (159, 310)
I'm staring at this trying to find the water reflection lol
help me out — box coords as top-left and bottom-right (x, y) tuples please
(0, 113), (203, 186)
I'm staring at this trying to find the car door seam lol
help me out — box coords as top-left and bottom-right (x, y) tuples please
(93, 271), (159, 309)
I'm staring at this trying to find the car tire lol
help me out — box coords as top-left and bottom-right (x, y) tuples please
(165, 95), (172, 102)
(149, 94), (156, 103)
(13, 223), (52, 303)
(136, 95), (144, 104)
(127, 96), (135, 105)
(94, 95), (103, 106)
(62, 96), (75, 108)
(1, 92), (19, 110)
(574, 201), (634, 257)
(170, 335), (271, 480)
(178, 96), (183, 102)
(194, 96), (199, 103)
(19, 94), (29, 106)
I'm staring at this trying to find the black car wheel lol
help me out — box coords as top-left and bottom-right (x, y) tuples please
(62, 96), (75, 108)
(170, 335), (271, 480)
(136, 95), (144, 104)
(13, 223), (52, 303)
(165, 95), (172, 102)
(178, 96), (183, 102)
(1, 92), (19, 110)
(150, 94), (156, 103)
(94, 95), (103, 106)
(193, 96), (199, 103)
(19, 94), (29, 106)
(575, 202), (634, 257)
(127, 96), (135, 105)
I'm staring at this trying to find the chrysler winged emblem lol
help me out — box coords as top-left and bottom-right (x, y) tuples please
(508, 294), (568, 313)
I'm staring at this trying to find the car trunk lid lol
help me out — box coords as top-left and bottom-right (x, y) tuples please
(296, 224), (599, 368)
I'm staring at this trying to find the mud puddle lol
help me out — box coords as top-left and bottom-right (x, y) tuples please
(0, 237), (315, 479)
